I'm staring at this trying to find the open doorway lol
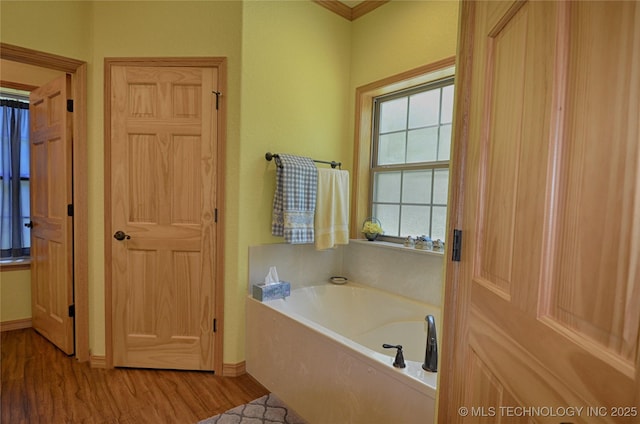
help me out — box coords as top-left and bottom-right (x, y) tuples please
(0, 43), (89, 362)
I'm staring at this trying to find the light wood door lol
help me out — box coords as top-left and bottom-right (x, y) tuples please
(29, 74), (74, 355)
(110, 64), (219, 370)
(440, 1), (640, 422)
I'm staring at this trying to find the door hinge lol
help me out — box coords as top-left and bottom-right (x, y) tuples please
(214, 208), (218, 223)
(213, 318), (217, 333)
(67, 99), (74, 112)
(68, 304), (75, 318)
(212, 91), (221, 110)
(452, 229), (462, 262)
(67, 204), (74, 217)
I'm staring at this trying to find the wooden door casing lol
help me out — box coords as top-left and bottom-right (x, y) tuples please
(440, 1), (640, 422)
(2, 43), (89, 362)
(109, 62), (221, 371)
(29, 74), (75, 355)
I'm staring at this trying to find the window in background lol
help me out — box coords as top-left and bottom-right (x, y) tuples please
(370, 78), (454, 241)
(0, 91), (31, 259)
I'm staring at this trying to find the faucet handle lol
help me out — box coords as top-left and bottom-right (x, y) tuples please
(382, 344), (407, 369)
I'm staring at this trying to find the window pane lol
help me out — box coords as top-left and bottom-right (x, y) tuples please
(20, 180), (30, 216)
(373, 172), (401, 203)
(433, 169), (449, 204)
(431, 206), (447, 241)
(0, 215), (8, 247)
(379, 98), (407, 133)
(19, 115), (30, 177)
(409, 89), (440, 128)
(21, 218), (31, 249)
(378, 132), (406, 165)
(407, 127), (438, 163)
(438, 124), (452, 161)
(402, 170), (432, 204)
(370, 78), (453, 244)
(373, 203), (400, 237)
(400, 205), (430, 237)
(441, 85), (454, 124)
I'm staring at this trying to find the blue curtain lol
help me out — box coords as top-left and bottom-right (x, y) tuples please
(0, 99), (30, 259)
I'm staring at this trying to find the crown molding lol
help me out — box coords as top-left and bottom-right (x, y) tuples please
(313, 0), (390, 21)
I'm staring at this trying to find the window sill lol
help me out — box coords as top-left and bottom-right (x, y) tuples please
(0, 258), (31, 271)
(351, 239), (445, 258)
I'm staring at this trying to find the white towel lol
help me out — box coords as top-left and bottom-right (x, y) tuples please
(315, 168), (350, 250)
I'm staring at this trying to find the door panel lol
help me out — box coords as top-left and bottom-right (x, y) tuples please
(441, 1), (640, 422)
(111, 65), (218, 370)
(548, 2), (640, 362)
(29, 74), (74, 355)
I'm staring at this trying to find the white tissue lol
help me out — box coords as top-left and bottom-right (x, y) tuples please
(263, 266), (280, 285)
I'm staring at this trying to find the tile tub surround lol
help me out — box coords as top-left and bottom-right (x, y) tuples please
(246, 242), (443, 423)
(248, 240), (443, 306)
(343, 240), (444, 305)
(246, 292), (437, 424)
(248, 243), (344, 291)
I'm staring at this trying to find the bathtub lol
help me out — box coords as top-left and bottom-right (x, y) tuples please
(246, 282), (440, 424)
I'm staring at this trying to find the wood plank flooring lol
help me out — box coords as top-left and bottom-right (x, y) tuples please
(1, 329), (269, 424)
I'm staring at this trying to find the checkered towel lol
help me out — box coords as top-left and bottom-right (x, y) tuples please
(272, 154), (318, 244)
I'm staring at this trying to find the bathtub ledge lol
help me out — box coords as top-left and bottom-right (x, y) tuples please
(351, 239), (445, 257)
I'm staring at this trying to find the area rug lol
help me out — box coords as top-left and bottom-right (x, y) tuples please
(198, 393), (307, 424)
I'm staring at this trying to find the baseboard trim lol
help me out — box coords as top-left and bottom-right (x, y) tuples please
(0, 318), (32, 332)
(86, 356), (244, 373)
(90, 354), (107, 369)
(222, 361), (246, 377)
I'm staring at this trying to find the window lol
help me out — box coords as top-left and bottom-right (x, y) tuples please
(0, 91), (31, 259)
(370, 77), (454, 241)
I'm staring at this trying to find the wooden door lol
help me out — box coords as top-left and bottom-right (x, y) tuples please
(110, 64), (219, 370)
(29, 74), (74, 355)
(440, 1), (640, 422)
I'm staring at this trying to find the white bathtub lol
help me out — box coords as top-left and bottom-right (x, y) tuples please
(246, 282), (440, 424)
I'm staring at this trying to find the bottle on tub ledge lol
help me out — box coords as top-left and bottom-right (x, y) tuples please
(433, 239), (445, 251)
(415, 235), (433, 250)
(404, 236), (415, 248)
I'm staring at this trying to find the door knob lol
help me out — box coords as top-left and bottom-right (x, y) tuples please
(113, 230), (131, 241)
(24, 221), (34, 228)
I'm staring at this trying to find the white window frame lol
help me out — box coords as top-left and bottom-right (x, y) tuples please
(370, 77), (454, 242)
(351, 58), (455, 245)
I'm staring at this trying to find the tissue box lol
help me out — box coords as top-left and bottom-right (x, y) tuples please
(252, 281), (291, 301)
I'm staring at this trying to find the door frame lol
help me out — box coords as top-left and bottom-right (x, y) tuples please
(0, 42), (89, 362)
(437, 0), (473, 419)
(103, 57), (227, 372)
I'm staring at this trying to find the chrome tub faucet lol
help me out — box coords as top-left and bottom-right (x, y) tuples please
(423, 314), (437, 372)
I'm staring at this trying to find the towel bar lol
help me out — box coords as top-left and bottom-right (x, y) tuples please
(265, 152), (341, 169)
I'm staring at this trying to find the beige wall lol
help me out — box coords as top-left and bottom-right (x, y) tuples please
(0, 269), (31, 322)
(350, 1), (459, 88)
(0, 0), (459, 365)
(236, 0), (352, 363)
(0, 1), (91, 60)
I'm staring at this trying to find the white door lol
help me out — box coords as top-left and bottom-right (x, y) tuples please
(440, 1), (640, 422)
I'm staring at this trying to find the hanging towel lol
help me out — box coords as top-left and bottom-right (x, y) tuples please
(315, 168), (350, 250)
(271, 154), (318, 244)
